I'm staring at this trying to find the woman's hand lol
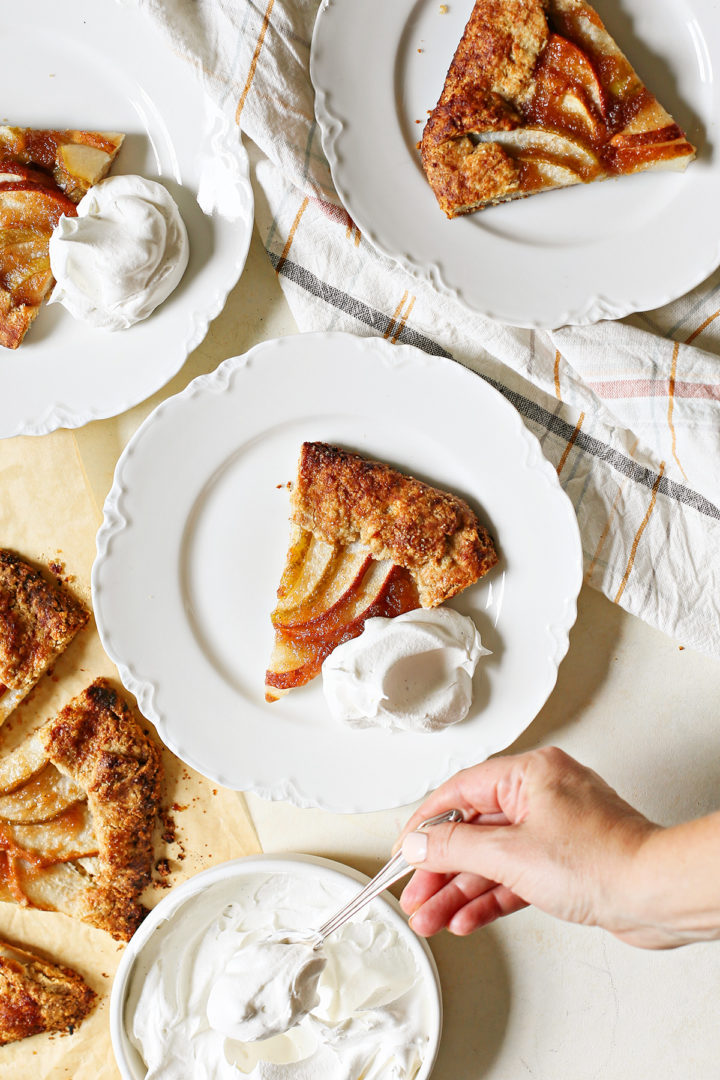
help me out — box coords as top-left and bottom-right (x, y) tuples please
(398, 747), (667, 948)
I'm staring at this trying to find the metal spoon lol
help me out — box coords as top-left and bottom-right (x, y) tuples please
(304, 808), (464, 949)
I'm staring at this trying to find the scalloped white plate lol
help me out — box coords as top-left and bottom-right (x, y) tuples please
(0, 0), (253, 437)
(310, 0), (719, 328)
(92, 332), (582, 812)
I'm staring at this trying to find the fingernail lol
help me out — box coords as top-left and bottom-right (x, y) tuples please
(402, 831), (428, 864)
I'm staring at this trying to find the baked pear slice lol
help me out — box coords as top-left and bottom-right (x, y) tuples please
(0, 678), (163, 941)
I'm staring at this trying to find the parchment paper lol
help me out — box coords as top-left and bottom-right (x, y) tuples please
(0, 430), (261, 1079)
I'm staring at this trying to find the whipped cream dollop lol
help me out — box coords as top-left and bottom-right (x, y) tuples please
(128, 872), (429, 1080)
(206, 937), (325, 1042)
(322, 608), (490, 733)
(49, 174), (188, 330)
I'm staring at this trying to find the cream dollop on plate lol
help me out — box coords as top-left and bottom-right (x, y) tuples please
(322, 607), (490, 732)
(49, 174), (189, 330)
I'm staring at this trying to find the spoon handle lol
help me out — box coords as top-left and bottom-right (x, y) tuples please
(312, 808), (463, 947)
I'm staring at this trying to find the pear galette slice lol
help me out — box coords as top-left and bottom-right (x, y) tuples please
(421, 0), (696, 217)
(0, 549), (89, 728)
(265, 442), (498, 701)
(0, 939), (96, 1045)
(0, 678), (163, 941)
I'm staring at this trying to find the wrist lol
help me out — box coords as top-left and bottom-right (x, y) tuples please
(592, 817), (660, 937)
(609, 816), (720, 948)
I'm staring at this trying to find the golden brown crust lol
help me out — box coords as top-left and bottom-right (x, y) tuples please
(0, 550), (89, 723)
(421, 0), (695, 217)
(433, 0), (549, 116)
(36, 679), (163, 941)
(0, 939), (95, 1045)
(0, 293), (37, 351)
(422, 137), (520, 217)
(290, 442), (498, 607)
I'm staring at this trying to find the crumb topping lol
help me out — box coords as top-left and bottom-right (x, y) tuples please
(290, 442), (497, 607)
(0, 549), (88, 695)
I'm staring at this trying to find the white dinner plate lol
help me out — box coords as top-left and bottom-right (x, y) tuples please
(310, 0), (719, 328)
(92, 332), (582, 812)
(0, 0), (253, 437)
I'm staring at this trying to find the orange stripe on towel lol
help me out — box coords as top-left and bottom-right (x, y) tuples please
(384, 291), (416, 343)
(275, 197), (309, 276)
(614, 463), (665, 603)
(556, 412), (585, 476)
(345, 222), (361, 246)
(390, 295), (416, 344)
(667, 342), (687, 480)
(585, 438), (640, 585)
(554, 350), (562, 400)
(684, 307), (720, 345)
(236, 0), (276, 123)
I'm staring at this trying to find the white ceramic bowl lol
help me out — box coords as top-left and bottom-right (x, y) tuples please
(110, 854), (443, 1080)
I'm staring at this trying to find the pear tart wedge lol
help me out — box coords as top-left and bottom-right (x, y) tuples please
(0, 126), (124, 349)
(0, 550), (89, 728)
(0, 939), (96, 1045)
(421, 0), (696, 217)
(265, 443), (498, 701)
(0, 678), (163, 941)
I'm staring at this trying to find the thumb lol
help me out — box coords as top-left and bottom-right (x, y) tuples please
(402, 820), (506, 877)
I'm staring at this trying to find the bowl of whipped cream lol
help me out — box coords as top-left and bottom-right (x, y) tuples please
(110, 854), (443, 1080)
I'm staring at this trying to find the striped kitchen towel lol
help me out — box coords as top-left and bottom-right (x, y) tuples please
(131, 0), (720, 657)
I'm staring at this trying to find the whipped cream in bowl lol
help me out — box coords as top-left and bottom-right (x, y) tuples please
(49, 174), (189, 330)
(205, 933), (326, 1043)
(322, 607), (491, 733)
(110, 855), (442, 1080)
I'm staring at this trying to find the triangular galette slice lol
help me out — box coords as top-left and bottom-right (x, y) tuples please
(265, 442), (498, 701)
(0, 126), (124, 348)
(0, 550), (89, 728)
(0, 939), (96, 1045)
(421, 0), (696, 217)
(0, 678), (162, 941)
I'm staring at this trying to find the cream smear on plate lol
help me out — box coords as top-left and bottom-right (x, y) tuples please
(49, 175), (188, 330)
(322, 608), (490, 732)
(127, 872), (430, 1079)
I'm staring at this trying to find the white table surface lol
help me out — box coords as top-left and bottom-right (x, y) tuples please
(87, 223), (720, 1080)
